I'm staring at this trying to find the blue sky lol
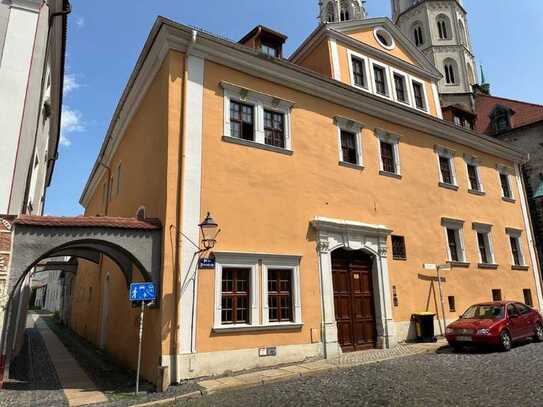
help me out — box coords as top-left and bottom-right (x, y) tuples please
(46, 0), (543, 216)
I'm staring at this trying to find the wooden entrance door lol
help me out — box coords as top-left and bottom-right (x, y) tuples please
(332, 249), (377, 352)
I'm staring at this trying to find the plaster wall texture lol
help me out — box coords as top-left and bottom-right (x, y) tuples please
(70, 54), (175, 385)
(70, 29), (540, 383)
(0, 4), (39, 213)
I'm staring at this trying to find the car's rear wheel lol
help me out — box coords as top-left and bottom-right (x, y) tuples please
(499, 331), (512, 352)
(534, 323), (543, 342)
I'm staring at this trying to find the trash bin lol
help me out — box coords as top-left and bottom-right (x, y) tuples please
(411, 312), (437, 343)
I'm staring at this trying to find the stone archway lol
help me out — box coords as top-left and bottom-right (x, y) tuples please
(312, 217), (396, 358)
(0, 215), (163, 382)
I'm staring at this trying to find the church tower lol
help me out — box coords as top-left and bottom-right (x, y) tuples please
(391, 0), (477, 112)
(319, 0), (367, 24)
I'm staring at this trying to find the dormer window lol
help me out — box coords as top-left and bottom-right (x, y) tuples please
(261, 43), (278, 57)
(490, 105), (513, 132)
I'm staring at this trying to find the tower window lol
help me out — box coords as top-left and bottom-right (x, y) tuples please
(340, 0), (350, 22)
(412, 23), (424, 47)
(326, 1), (335, 22)
(444, 63), (456, 85)
(437, 16), (450, 40)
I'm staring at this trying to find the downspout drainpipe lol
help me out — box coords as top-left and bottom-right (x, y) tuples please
(172, 29), (198, 382)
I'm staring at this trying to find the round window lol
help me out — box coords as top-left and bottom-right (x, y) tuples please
(374, 27), (395, 50)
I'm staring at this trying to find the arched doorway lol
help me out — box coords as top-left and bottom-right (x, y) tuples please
(332, 248), (377, 351)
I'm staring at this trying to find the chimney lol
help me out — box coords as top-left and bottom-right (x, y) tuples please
(239, 25), (287, 58)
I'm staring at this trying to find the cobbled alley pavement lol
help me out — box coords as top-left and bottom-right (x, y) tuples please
(174, 340), (543, 407)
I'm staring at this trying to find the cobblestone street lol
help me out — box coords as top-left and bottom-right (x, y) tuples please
(174, 340), (543, 407)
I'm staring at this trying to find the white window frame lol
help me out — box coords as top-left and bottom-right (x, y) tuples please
(370, 60), (392, 100)
(435, 145), (457, 187)
(335, 116), (364, 168)
(373, 26), (396, 50)
(442, 218), (467, 263)
(506, 228), (526, 267)
(464, 154), (484, 193)
(213, 252), (302, 331)
(347, 50), (371, 93)
(473, 223), (495, 265)
(221, 82), (294, 151)
(262, 258), (302, 326)
(410, 77), (429, 113)
(376, 128), (401, 176)
(497, 164), (515, 201)
(390, 68), (412, 107)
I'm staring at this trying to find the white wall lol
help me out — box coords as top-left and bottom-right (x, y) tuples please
(0, 3), (40, 214)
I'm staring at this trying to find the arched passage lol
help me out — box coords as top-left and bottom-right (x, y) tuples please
(0, 215), (162, 381)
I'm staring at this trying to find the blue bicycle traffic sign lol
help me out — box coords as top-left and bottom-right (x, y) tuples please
(129, 282), (157, 302)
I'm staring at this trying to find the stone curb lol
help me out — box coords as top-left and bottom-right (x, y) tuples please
(130, 390), (203, 407)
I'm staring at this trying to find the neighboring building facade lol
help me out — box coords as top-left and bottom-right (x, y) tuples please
(474, 94), (543, 276)
(0, 0), (69, 332)
(392, 0), (478, 114)
(66, 9), (542, 388)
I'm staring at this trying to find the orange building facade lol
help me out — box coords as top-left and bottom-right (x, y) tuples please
(69, 17), (543, 386)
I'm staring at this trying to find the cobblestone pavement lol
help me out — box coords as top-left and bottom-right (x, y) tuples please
(173, 340), (543, 407)
(0, 328), (68, 407)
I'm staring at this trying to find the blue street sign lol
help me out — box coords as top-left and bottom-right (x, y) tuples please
(129, 282), (157, 302)
(199, 258), (216, 269)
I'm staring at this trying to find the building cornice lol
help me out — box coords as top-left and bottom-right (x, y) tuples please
(9, 0), (42, 12)
(79, 17), (528, 206)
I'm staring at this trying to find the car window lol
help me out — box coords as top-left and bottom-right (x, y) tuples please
(507, 304), (518, 316)
(516, 303), (530, 315)
(462, 304), (504, 319)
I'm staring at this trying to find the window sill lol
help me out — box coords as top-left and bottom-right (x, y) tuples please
(468, 189), (486, 196)
(502, 197), (516, 204)
(212, 323), (303, 334)
(439, 182), (459, 191)
(339, 161), (364, 170)
(512, 265), (529, 271)
(222, 136), (293, 156)
(447, 261), (470, 268)
(393, 256), (407, 261)
(379, 170), (402, 180)
(478, 263), (498, 270)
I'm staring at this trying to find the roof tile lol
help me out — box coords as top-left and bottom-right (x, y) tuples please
(13, 216), (162, 230)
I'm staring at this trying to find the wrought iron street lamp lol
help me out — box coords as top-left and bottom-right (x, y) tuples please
(199, 212), (219, 251)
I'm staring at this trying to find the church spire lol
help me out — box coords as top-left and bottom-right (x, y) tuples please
(319, 0), (367, 24)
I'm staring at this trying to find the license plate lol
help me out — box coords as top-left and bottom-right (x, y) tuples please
(457, 336), (473, 342)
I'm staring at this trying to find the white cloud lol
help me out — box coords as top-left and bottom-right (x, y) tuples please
(76, 16), (85, 29)
(60, 106), (85, 147)
(63, 73), (80, 95)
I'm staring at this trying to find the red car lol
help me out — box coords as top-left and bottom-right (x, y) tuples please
(446, 301), (543, 351)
